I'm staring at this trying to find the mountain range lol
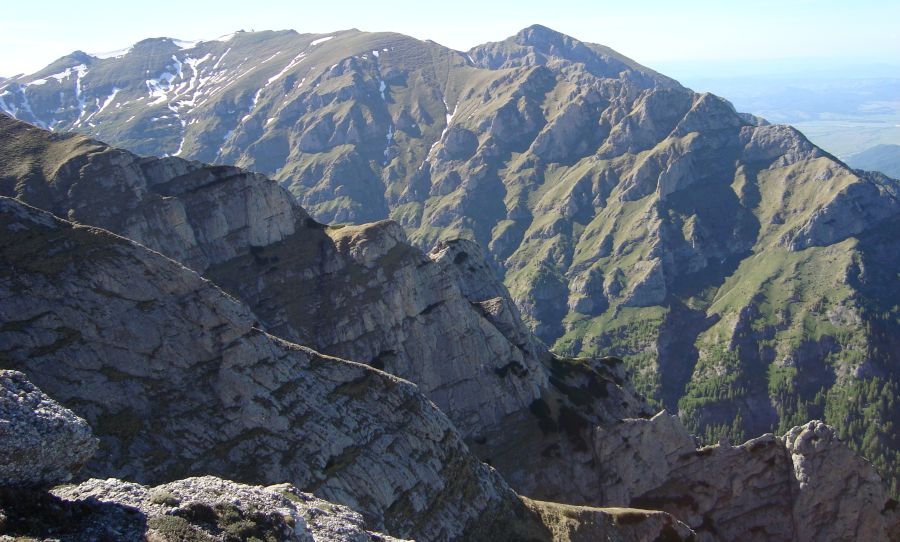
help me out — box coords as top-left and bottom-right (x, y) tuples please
(1, 23), (900, 540)
(4, 109), (899, 540)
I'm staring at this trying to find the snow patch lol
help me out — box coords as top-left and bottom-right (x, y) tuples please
(72, 65), (89, 127)
(209, 32), (236, 43)
(171, 55), (183, 79)
(0, 87), (46, 129)
(91, 46), (133, 59)
(372, 50), (380, 58)
(81, 87), (121, 125)
(310, 36), (334, 46)
(267, 53), (306, 86)
(215, 129), (235, 160)
(212, 48), (232, 70)
(173, 39), (200, 50)
(0, 92), (14, 116)
(379, 79), (386, 99)
(240, 88), (264, 123)
(429, 100), (459, 158)
(384, 123), (394, 163)
(146, 67), (178, 105)
(261, 51), (282, 64)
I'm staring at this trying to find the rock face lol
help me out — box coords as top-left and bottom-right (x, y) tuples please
(0, 196), (536, 540)
(598, 417), (900, 541)
(0, 113), (652, 506)
(594, 411), (697, 505)
(6, 25), (900, 490)
(784, 421), (900, 542)
(0, 113), (551, 440)
(0, 370), (97, 488)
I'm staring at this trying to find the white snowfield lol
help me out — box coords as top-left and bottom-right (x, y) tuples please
(310, 36), (335, 46)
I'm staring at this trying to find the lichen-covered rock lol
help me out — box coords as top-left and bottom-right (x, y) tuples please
(0, 475), (408, 541)
(0, 370), (97, 488)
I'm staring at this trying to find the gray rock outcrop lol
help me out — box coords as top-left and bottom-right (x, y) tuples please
(599, 416), (900, 541)
(0, 370), (97, 488)
(594, 411), (697, 504)
(785, 421), (900, 542)
(1, 474), (408, 541)
(51, 476), (408, 542)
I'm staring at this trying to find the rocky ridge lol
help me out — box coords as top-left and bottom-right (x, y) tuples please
(0, 236), (696, 541)
(0, 113), (651, 505)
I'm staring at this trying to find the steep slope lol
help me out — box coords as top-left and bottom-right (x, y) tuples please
(0, 113), (652, 505)
(847, 143), (900, 179)
(13, 24), (900, 493)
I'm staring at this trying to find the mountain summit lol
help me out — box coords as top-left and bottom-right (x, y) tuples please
(471, 24), (678, 86)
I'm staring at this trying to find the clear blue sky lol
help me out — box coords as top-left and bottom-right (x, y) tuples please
(4, 0), (900, 77)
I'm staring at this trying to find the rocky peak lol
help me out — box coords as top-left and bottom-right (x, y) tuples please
(512, 24), (589, 57)
(470, 25), (679, 88)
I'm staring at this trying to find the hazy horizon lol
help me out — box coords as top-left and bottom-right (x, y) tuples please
(5, 0), (900, 79)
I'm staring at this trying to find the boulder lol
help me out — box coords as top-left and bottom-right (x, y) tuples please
(0, 370), (97, 488)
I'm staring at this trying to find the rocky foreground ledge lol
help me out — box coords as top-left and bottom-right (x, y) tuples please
(0, 369), (407, 541)
(0, 353), (693, 541)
